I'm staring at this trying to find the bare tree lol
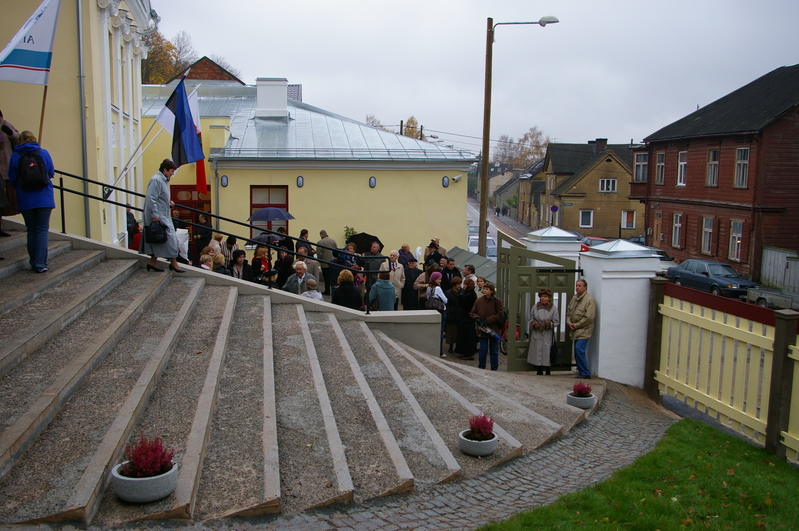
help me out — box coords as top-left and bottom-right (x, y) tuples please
(365, 114), (390, 131)
(513, 126), (549, 169)
(492, 134), (520, 165)
(171, 31), (199, 77)
(209, 54), (242, 79)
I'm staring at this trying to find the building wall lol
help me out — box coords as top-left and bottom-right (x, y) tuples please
(553, 156), (642, 238)
(1, 1), (146, 244)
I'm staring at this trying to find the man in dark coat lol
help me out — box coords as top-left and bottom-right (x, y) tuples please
(402, 258), (423, 310)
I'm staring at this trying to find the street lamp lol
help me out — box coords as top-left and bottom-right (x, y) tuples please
(478, 16), (559, 256)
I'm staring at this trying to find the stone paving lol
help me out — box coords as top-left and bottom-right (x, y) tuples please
(42, 381), (676, 531)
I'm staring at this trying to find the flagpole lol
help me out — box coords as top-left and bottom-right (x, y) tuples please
(37, 85), (48, 142)
(114, 118), (160, 186)
(113, 128), (163, 187)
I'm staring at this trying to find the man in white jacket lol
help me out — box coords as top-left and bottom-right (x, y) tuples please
(379, 250), (406, 310)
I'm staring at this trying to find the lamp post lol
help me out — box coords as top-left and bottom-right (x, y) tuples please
(478, 16), (559, 256)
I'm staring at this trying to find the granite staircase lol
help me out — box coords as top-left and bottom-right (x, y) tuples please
(0, 224), (593, 526)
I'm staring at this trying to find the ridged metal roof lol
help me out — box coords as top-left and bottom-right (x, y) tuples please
(142, 84), (476, 163)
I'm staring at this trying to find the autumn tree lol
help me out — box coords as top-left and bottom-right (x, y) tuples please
(140, 31), (177, 84)
(401, 116), (426, 140)
(512, 126), (549, 169)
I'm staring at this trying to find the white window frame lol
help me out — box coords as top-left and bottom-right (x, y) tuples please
(729, 220), (743, 261)
(579, 210), (594, 228)
(701, 217), (713, 254)
(634, 153), (648, 182)
(599, 178), (617, 193)
(672, 213), (682, 248)
(706, 149), (719, 187)
(734, 148), (749, 188)
(677, 151), (687, 186)
(621, 210), (635, 229)
(655, 152), (665, 185)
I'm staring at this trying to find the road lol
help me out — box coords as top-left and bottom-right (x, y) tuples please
(466, 199), (529, 244)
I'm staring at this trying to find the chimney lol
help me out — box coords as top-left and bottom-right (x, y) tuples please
(595, 138), (608, 151)
(255, 77), (289, 119)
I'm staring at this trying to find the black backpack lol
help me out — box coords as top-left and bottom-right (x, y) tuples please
(17, 149), (49, 192)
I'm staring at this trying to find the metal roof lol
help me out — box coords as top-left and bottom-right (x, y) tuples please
(142, 84), (476, 163)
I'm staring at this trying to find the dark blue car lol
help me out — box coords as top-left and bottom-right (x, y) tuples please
(666, 259), (759, 298)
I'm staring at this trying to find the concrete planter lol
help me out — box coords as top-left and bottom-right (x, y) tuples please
(111, 461), (178, 503)
(458, 430), (498, 456)
(567, 392), (596, 409)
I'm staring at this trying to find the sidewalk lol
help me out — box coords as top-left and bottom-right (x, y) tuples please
(468, 198), (534, 242)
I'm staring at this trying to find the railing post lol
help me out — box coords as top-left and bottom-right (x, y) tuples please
(644, 277), (667, 403)
(59, 176), (66, 234)
(765, 309), (799, 457)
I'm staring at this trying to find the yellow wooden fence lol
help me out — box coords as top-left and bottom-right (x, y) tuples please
(650, 280), (799, 464)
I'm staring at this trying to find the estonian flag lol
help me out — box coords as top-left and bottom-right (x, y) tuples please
(155, 78), (206, 187)
(0, 0), (63, 85)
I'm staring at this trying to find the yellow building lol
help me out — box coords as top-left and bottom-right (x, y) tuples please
(540, 139), (644, 239)
(141, 78), (476, 256)
(1, 1), (158, 245)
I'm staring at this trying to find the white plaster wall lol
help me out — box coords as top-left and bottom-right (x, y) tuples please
(523, 240), (581, 266)
(580, 254), (660, 387)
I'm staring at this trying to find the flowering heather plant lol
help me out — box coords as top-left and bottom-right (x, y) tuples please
(119, 435), (174, 478)
(572, 381), (593, 397)
(467, 414), (495, 441)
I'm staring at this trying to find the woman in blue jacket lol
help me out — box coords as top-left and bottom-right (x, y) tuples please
(8, 131), (55, 273)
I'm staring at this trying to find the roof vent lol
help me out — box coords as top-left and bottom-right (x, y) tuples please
(255, 78), (289, 119)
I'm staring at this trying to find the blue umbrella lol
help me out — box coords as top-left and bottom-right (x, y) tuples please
(248, 207), (295, 222)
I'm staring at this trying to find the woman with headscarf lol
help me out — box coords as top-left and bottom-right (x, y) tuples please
(527, 288), (559, 375)
(140, 159), (185, 273)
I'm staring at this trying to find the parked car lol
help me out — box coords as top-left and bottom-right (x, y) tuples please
(468, 225), (480, 237)
(746, 287), (799, 309)
(580, 236), (609, 252)
(626, 235), (645, 244)
(647, 247), (677, 275)
(486, 246), (497, 262)
(468, 235), (496, 254)
(665, 259), (759, 298)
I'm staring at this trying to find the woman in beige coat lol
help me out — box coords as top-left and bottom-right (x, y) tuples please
(527, 288), (559, 375)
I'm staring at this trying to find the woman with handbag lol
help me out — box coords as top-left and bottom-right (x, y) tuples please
(426, 271), (448, 358)
(527, 288), (559, 375)
(140, 159), (184, 273)
(469, 282), (504, 371)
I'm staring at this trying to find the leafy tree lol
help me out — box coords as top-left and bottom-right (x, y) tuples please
(401, 116), (425, 140)
(506, 195), (518, 209)
(141, 31), (178, 84)
(512, 126), (549, 169)
(467, 163), (479, 197)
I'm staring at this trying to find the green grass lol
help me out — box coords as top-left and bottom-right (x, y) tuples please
(478, 419), (799, 530)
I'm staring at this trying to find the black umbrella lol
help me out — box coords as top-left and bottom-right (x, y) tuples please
(248, 207), (295, 222)
(347, 232), (384, 254)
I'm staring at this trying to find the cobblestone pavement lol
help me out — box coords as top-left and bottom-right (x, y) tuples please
(46, 381), (675, 531)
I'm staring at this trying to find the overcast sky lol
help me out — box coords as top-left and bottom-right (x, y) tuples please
(153, 0), (799, 154)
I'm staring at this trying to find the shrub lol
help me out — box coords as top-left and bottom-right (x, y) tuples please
(119, 435), (175, 478)
(466, 414), (495, 441)
(572, 381), (592, 397)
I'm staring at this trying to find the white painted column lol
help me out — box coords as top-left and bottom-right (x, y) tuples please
(579, 241), (662, 387)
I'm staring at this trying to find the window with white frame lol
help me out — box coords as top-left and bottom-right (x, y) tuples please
(677, 151), (687, 186)
(701, 217), (713, 254)
(634, 153), (648, 182)
(599, 179), (617, 193)
(729, 220), (743, 261)
(672, 213), (682, 247)
(655, 152), (665, 185)
(621, 210), (635, 229)
(579, 210), (593, 228)
(706, 149), (719, 187)
(734, 148), (749, 188)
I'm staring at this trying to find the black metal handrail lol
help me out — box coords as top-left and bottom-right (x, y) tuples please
(53, 169), (391, 311)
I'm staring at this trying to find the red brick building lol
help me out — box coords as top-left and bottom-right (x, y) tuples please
(629, 64), (799, 280)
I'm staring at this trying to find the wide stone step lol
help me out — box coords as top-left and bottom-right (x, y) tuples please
(0, 277), (203, 525)
(306, 311), (412, 502)
(0, 258), (139, 378)
(381, 334), (567, 455)
(0, 269), (171, 479)
(0, 249), (104, 315)
(92, 284), (235, 525)
(0, 238), (71, 279)
(271, 303), (353, 514)
(337, 320), (461, 489)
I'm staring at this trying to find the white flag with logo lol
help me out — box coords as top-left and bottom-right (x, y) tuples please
(0, 0), (63, 85)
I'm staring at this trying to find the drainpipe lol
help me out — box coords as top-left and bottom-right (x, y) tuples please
(77, 0), (90, 237)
